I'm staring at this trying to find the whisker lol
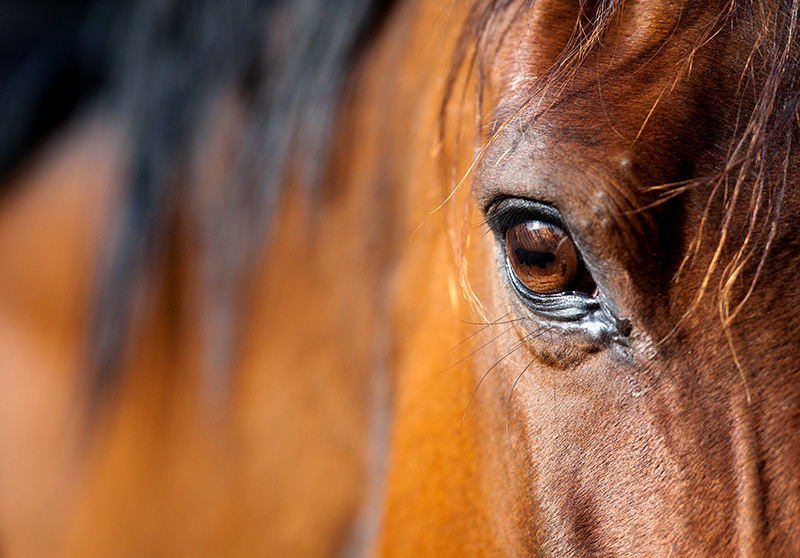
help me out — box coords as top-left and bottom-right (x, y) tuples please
(456, 319), (522, 328)
(440, 324), (517, 374)
(460, 340), (528, 432)
(448, 314), (525, 354)
(460, 326), (552, 433)
(505, 355), (539, 442)
(453, 311), (510, 327)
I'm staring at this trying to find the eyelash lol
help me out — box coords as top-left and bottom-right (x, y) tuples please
(484, 197), (566, 235)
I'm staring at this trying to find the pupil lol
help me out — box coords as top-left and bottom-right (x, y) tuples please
(514, 247), (555, 269)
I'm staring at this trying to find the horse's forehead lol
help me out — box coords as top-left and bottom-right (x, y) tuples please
(488, 0), (743, 112)
(477, 0), (752, 208)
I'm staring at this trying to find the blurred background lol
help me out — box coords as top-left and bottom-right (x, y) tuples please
(0, 0), (423, 555)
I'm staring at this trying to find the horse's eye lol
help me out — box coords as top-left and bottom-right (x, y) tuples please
(505, 220), (583, 294)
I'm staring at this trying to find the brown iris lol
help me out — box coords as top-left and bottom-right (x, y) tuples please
(505, 220), (579, 294)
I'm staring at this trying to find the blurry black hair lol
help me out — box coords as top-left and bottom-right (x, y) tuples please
(0, 0), (394, 401)
(0, 0), (107, 181)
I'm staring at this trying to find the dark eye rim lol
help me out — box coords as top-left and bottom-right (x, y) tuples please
(504, 261), (601, 319)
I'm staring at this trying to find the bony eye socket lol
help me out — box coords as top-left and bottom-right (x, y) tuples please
(505, 220), (581, 295)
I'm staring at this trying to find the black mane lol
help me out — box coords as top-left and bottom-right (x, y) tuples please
(0, 0), (394, 400)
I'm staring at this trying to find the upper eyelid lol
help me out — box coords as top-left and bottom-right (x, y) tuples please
(484, 197), (567, 234)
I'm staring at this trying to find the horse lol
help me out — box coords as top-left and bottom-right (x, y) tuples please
(0, 0), (798, 555)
